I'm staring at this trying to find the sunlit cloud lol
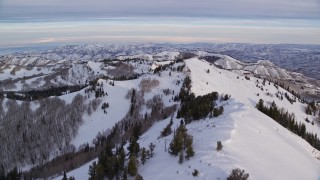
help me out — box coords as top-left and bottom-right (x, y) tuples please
(33, 38), (58, 43)
(30, 36), (242, 45)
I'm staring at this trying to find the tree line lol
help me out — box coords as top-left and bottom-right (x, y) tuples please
(3, 85), (86, 101)
(256, 99), (320, 151)
(175, 76), (224, 123)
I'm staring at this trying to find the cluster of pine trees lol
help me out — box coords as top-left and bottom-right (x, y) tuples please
(256, 99), (320, 151)
(227, 168), (249, 180)
(160, 118), (173, 137)
(169, 121), (195, 164)
(89, 143), (126, 179)
(101, 102), (109, 114)
(154, 61), (178, 74)
(201, 56), (221, 64)
(86, 80), (107, 98)
(175, 76), (222, 123)
(4, 85), (86, 101)
(89, 123), (155, 180)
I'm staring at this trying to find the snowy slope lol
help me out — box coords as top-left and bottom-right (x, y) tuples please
(213, 55), (292, 80)
(1, 44), (319, 99)
(71, 80), (132, 148)
(137, 101), (320, 180)
(214, 55), (244, 70)
(0, 64), (54, 81)
(68, 62), (185, 148)
(185, 58), (320, 178)
(2, 45), (320, 178)
(54, 57), (320, 180)
(186, 58), (320, 136)
(136, 58), (320, 180)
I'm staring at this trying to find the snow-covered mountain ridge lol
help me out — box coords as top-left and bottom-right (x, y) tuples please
(0, 43), (174, 66)
(51, 56), (320, 180)
(1, 43), (319, 79)
(1, 43), (319, 101)
(0, 46), (320, 179)
(200, 54), (320, 101)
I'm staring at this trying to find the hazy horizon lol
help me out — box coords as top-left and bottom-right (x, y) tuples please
(1, 0), (320, 47)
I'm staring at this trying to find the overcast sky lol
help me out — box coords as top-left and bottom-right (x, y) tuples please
(0, 0), (320, 47)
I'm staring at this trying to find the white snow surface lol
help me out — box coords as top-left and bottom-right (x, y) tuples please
(183, 58), (320, 179)
(71, 79), (132, 148)
(138, 58), (320, 179)
(186, 58), (320, 136)
(61, 57), (320, 180)
(212, 55), (293, 80)
(214, 55), (244, 70)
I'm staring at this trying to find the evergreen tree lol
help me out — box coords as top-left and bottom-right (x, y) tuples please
(140, 148), (147, 165)
(96, 164), (105, 180)
(169, 129), (183, 155)
(104, 156), (118, 179)
(185, 134), (194, 159)
(161, 119), (173, 137)
(216, 141), (223, 151)
(127, 156), (138, 176)
(185, 145), (195, 160)
(149, 143), (155, 158)
(88, 161), (97, 180)
(227, 168), (249, 180)
(128, 137), (140, 157)
(192, 169), (199, 176)
(118, 147), (126, 170)
(256, 99), (264, 111)
(132, 123), (142, 139)
(169, 123), (195, 163)
(62, 170), (68, 180)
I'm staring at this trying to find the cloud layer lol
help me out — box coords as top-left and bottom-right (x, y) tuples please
(0, 0), (319, 46)
(1, 0), (320, 21)
(1, 19), (319, 47)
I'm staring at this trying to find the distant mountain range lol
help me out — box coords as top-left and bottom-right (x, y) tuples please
(1, 43), (319, 79)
